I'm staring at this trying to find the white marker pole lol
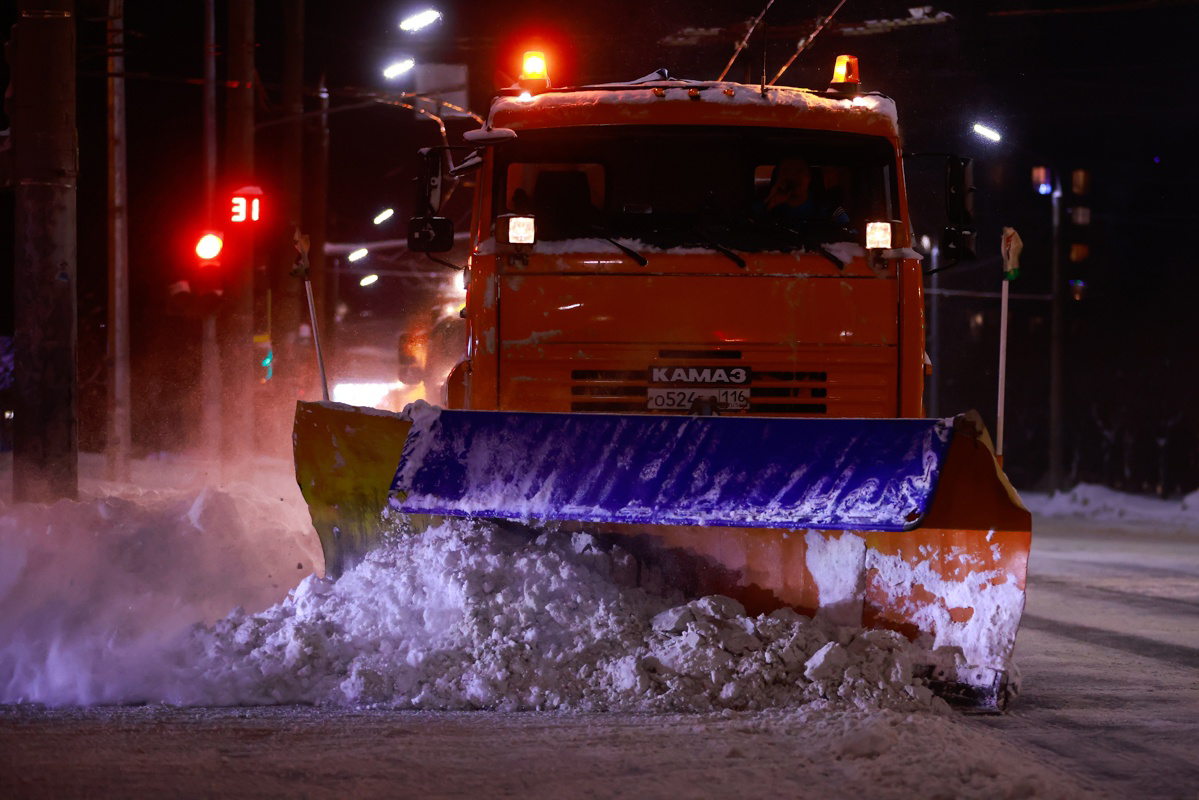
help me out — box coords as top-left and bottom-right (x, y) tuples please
(998, 227), (1023, 465)
(997, 278), (1009, 463)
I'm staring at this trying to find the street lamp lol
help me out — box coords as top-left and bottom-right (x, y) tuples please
(972, 123), (1002, 143)
(971, 121), (1064, 491)
(400, 9), (442, 32)
(383, 59), (415, 80)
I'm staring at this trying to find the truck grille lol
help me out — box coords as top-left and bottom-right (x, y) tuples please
(569, 367), (829, 414)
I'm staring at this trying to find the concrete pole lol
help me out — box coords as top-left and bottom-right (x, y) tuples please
(303, 73), (331, 387)
(221, 0), (256, 472)
(105, 0), (132, 481)
(274, 0), (305, 442)
(11, 0), (78, 502)
(200, 0), (221, 463)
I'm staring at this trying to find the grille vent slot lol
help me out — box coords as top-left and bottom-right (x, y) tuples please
(569, 367), (830, 414)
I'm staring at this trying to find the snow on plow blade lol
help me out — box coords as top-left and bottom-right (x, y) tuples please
(391, 409), (951, 529)
(294, 401), (1031, 709)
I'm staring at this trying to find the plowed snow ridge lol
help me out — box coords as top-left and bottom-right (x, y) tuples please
(1, 478), (953, 711)
(171, 520), (951, 710)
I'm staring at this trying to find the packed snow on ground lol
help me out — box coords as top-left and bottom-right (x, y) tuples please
(1024, 483), (1199, 529)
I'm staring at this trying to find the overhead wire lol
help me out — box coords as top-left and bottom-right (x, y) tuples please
(717, 0), (777, 81)
(769, 0), (848, 86)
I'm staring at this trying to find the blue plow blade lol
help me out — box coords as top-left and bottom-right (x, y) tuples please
(389, 410), (954, 531)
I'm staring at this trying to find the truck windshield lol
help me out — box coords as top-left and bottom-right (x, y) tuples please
(494, 125), (900, 251)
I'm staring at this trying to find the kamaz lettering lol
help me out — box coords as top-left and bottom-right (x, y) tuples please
(651, 367), (750, 385)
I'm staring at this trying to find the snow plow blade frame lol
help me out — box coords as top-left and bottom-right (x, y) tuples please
(293, 401), (1030, 710)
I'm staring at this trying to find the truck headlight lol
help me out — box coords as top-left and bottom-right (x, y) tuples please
(499, 214), (536, 245)
(866, 221), (892, 250)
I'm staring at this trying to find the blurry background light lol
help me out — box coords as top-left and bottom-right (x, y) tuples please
(1031, 166), (1052, 195)
(972, 122), (1002, 142)
(373, 208), (395, 225)
(332, 382), (404, 408)
(359, 274), (379, 287)
(348, 248), (368, 262)
(400, 9), (442, 32)
(383, 59), (415, 79)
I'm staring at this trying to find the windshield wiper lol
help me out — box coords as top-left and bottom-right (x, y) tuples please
(587, 226), (648, 267)
(545, 219), (649, 266)
(750, 218), (847, 269)
(673, 220), (747, 268)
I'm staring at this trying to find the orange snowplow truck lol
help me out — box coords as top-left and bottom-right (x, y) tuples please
(293, 54), (1031, 709)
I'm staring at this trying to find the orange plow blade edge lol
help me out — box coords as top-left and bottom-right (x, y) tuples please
(294, 401), (1030, 709)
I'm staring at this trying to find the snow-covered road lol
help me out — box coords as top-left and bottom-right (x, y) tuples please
(983, 514), (1199, 798)
(2, 455), (1198, 797)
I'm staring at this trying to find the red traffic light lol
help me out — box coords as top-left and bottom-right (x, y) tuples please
(195, 232), (223, 261)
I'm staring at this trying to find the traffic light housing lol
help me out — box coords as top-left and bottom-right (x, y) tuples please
(1066, 167), (1091, 300)
(189, 230), (226, 297)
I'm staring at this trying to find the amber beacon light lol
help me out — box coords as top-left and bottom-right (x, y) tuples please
(519, 51), (550, 92)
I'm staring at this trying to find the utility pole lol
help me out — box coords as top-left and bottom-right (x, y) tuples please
(106, 0), (131, 481)
(274, 0), (305, 450)
(201, 0), (221, 463)
(221, 0), (256, 471)
(11, 0), (78, 502)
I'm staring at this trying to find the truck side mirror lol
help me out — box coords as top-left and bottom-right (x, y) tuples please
(450, 149), (484, 177)
(945, 157), (974, 227)
(942, 156), (976, 261)
(415, 147), (445, 215)
(941, 226), (977, 261)
(408, 216), (455, 253)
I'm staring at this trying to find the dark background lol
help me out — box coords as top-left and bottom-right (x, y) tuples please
(2, 0), (1198, 492)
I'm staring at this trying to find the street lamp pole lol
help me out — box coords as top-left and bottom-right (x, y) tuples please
(1049, 174), (1063, 491)
(972, 122), (1065, 491)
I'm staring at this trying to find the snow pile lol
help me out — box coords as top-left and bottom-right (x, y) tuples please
(1025, 483), (1199, 530)
(0, 478), (321, 705)
(166, 519), (950, 712)
(2, 453), (970, 712)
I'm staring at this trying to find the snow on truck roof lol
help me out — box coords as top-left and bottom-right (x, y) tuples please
(485, 76), (899, 136)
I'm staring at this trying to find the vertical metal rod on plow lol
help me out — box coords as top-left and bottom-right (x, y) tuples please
(294, 231), (330, 401)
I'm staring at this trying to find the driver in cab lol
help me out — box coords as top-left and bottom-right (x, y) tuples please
(757, 156), (851, 228)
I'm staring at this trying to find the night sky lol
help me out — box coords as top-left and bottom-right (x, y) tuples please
(3, 1), (1198, 489)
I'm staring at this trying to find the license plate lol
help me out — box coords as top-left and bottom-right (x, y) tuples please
(647, 387), (750, 411)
